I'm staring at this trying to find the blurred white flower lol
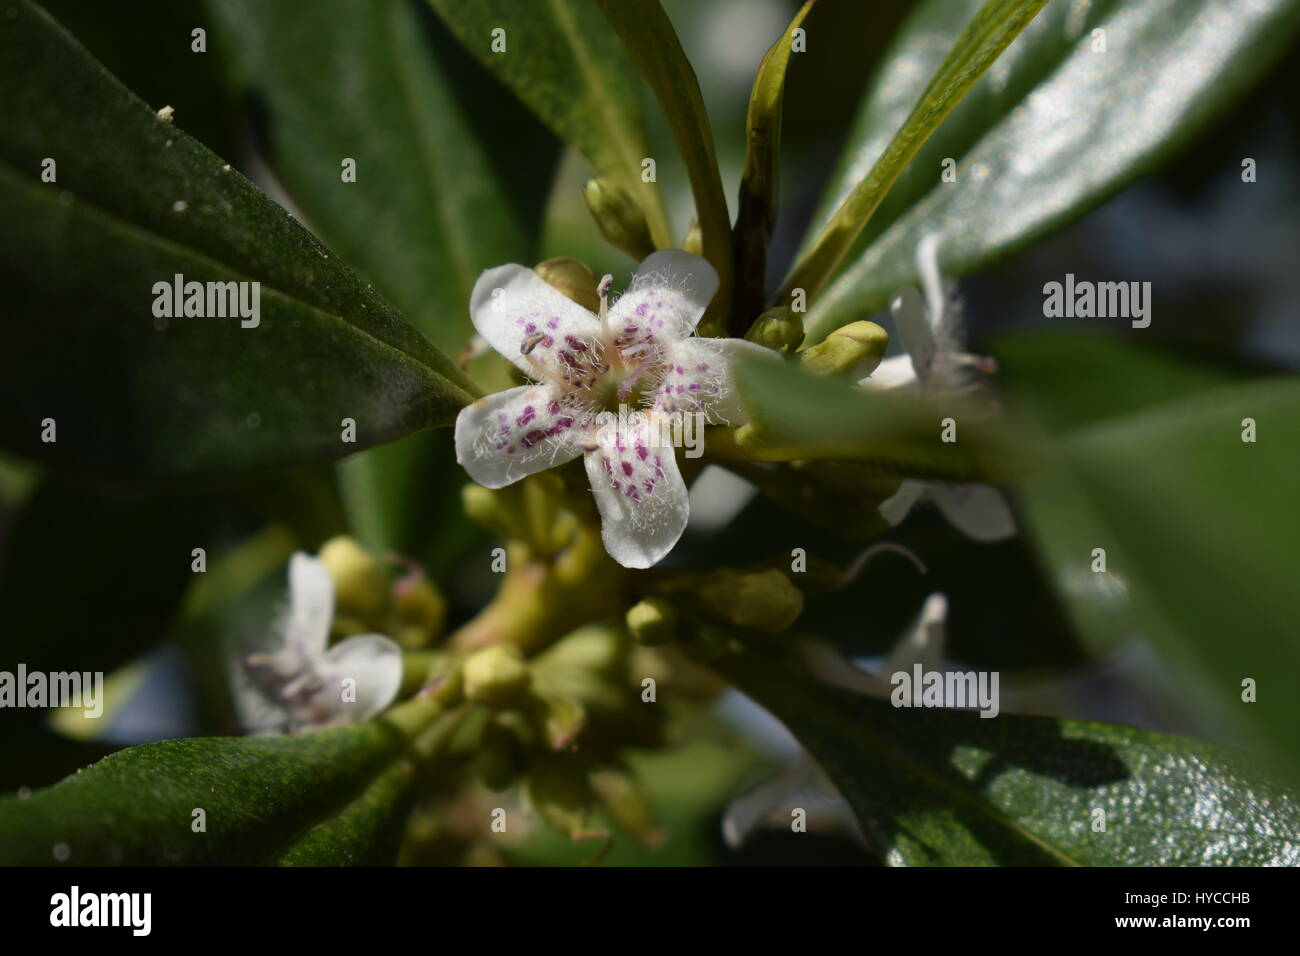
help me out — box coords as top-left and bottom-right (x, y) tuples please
(235, 553), (402, 735)
(860, 234), (1015, 542)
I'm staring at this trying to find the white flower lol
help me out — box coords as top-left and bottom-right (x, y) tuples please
(235, 553), (403, 735)
(859, 234), (1015, 542)
(454, 250), (773, 569)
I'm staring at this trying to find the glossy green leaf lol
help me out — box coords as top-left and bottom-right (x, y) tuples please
(428, 0), (672, 249)
(719, 643), (1300, 865)
(209, 0), (550, 358)
(804, 0), (1300, 342)
(0, 0), (474, 477)
(596, 0), (733, 328)
(780, 0), (1049, 309)
(726, 356), (1020, 482)
(1022, 377), (1300, 782)
(733, 0), (816, 329)
(0, 706), (432, 864)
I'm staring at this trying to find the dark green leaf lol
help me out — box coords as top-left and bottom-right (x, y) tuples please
(0, 714), (425, 865)
(0, 0), (474, 477)
(733, 0), (815, 329)
(804, 0), (1300, 341)
(428, 0), (672, 249)
(209, 0), (550, 358)
(719, 643), (1300, 865)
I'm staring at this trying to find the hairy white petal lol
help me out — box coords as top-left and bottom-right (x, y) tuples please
(608, 249), (718, 343)
(657, 336), (775, 425)
(469, 264), (601, 379)
(584, 417), (689, 569)
(454, 384), (585, 489)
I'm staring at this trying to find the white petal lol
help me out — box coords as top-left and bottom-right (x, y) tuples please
(930, 483), (1017, 542)
(915, 233), (947, 330)
(608, 250), (718, 345)
(656, 336), (775, 425)
(878, 479), (927, 527)
(286, 553), (333, 660)
(801, 640), (891, 698)
(314, 633), (404, 724)
(884, 592), (948, 676)
(469, 264), (602, 380)
(584, 416), (689, 568)
(229, 660), (290, 736)
(857, 354), (918, 393)
(889, 286), (936, 382)
(454, 384), (585, 489)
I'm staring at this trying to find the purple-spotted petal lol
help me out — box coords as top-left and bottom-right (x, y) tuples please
(655, 336), (775, 425)
(583, 417), (689, 569)
(455, 384), (585, 489)
(608, 250), (718, 347)
(470, 264), (604, 382)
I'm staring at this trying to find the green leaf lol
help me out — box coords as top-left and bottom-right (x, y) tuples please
(804, 0), (1300, 342)
(718, 643), (1300, 865)
(209, 0), (550, 358)
(725, 356), (1020, 482)
(596, 0), (734, 328)
(0, 0), (474, 477)
(733, 0), (816, 329)
(428, 0), (672, 250)
(1022, 377), (1300, 782)
(0, 703), (434, 865)
(779, 0), (1049, 310)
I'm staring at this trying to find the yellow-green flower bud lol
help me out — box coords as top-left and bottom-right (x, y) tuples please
(542, 694), (587, 751)
(476, 719), (524, 792)
(583, 178), (654, 262)
(533, 257), (600, 314)
(698, 569), (804, 633)
(745, 306), (805, 355)
(590, 767), (663, 847)
(526, 755), (593, 839)
(317, 535), (388, 624)
(681, 218), (703, 257)
(389, 570), (447, 649)
(626, 597), (677, 646)
(463, 645), (532, 706)
(799, 320), (888, 377)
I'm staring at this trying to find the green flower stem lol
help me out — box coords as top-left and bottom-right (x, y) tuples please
(449, 528), (625, 655)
